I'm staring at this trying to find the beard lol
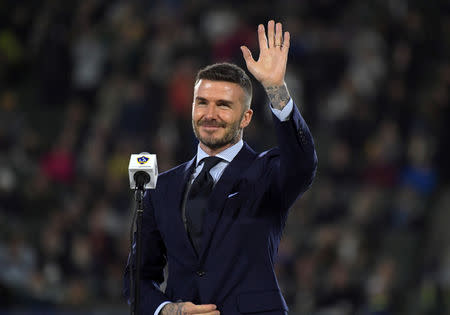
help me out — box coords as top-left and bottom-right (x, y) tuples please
(192, 116), (243, 151)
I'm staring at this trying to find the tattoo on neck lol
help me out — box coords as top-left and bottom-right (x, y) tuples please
(265, 84), (291, 110)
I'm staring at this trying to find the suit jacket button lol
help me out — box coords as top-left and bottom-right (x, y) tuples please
(196, 271), (206, 277)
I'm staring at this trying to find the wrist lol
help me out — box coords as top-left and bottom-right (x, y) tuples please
(161, 302), (181, 315)
(262, 80), (285, 90)
(160, 303), (171, 315)
(264, 83), (291, 110)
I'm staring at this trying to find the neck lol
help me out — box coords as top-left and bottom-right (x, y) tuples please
(200, 138), (241, 156)
(199, 142), (233, 156)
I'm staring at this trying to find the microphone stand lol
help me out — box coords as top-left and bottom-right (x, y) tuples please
(132, 187), (145, 315)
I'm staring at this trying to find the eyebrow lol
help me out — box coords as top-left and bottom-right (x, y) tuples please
(195, 97), (233, 106)
(195, 97), (208, 102)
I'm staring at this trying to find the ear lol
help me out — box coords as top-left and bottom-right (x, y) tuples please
(240, 109), (253, 129)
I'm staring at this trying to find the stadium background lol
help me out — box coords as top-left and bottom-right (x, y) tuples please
(0, 0), (449, 314)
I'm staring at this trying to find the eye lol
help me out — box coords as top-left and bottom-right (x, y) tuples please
(217, 102), (231, 108)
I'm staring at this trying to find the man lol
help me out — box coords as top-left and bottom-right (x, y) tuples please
(124, 20), (317, 315)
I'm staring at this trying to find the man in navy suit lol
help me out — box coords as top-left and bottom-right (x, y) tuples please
(124, 20), (317, 314)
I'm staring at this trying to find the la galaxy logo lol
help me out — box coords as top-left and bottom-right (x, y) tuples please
(137, 156), (149, 164)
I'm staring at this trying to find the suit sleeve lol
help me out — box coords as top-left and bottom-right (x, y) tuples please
(268, 101), (318, 212)
(123, 191), (170, 314)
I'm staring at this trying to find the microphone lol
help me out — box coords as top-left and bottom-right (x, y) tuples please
(128, 152), (158, 314)
(128, 152), (158, 190)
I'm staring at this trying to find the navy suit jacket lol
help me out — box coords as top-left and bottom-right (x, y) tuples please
(124, 103), (318, 314)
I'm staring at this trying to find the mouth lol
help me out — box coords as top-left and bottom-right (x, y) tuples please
(200, 125), (222, 132)
(198, 121), (225, 132)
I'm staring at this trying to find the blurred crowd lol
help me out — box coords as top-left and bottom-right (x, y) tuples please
(0, 0), (449, 314)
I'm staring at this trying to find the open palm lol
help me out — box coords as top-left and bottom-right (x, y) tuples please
(241, 20), (290, 88)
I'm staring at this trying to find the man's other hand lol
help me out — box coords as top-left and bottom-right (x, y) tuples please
(161, 302), (220, 315)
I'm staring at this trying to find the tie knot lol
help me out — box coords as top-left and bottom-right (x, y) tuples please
(200, 156), (222, 173)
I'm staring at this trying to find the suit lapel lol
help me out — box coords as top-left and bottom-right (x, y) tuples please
(169, 157), (198, 259)
(199, 143), (256, 260)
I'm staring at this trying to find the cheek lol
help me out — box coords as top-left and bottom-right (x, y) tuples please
(192, 108), (203, 121)
(218, 110), (236, 123)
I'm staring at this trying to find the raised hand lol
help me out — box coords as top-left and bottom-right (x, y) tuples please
(241, 20), (290, 88)
(241, 20), (291, 110)
(161, 302), (219, 315)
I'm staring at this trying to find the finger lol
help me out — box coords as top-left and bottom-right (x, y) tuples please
(275, 22), (283, 47)
(240, 46), (255, 65)
(282, 31), (290, 53)
(186, 303), (217, 313)
(257, 24), (268, 51)
(267, 20), (275, 48)
(192, 312), (220, 315)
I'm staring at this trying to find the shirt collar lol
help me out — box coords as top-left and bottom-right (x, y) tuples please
(196, 139), (243, 166)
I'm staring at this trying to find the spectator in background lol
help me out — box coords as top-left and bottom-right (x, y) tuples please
(0, 0), (449, 313)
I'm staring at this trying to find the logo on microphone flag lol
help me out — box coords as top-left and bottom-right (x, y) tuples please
(137, 156), (149, 164)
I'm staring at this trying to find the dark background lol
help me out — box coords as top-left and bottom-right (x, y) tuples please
(0, 0), (449, 314)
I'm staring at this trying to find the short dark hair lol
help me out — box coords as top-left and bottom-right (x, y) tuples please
(195, 63), (252, 108)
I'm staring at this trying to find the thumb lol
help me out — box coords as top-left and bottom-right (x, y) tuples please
(240, 46), (255, 65)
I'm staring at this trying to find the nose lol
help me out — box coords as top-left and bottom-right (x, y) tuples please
(204, 103), (218, 119)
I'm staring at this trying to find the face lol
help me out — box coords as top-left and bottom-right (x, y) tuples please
(192, 79), (253, 154)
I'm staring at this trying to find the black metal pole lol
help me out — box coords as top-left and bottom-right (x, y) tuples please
(133, 189), (144, 315)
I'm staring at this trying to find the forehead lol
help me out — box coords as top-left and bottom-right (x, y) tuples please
(194, 79), (245, 101)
